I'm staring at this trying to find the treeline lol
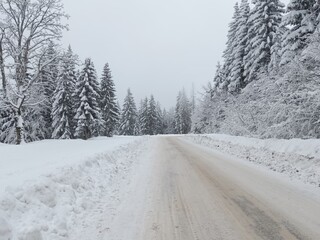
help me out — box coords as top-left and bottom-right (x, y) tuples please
(193, 0), (320, 139)
(0, 43), (193, 144)
(0, 0), (194, 145)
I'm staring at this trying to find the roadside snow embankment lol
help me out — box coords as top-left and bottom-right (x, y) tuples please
(186, 134), (320, 187)
(0, 136), (148, 240)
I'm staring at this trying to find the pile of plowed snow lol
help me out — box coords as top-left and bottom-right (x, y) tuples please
(186, 134), (320, 187)
(0, 137), (147, 240)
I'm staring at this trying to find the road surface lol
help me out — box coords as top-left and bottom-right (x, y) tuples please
(107, 137), (320, 240)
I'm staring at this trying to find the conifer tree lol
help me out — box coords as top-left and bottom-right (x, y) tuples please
(74, 58), (102, 140)
(147, 95), (157, 135)
(222, 3), (240, 89)
(51, 46), (77, 139)
(100, 63), (120, 137)
(244, 0), (285, 83)
(228, 0), (250, 92)
(174, 90), (192, 134)
(138, 98), (149, 135)
(39, 42), (60, 138)
(119, 89), (137, 136)
(155, 102), (164, 135)
(280, 0), (317, 65)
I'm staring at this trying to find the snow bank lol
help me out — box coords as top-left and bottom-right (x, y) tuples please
(0, 136), (136, 193)
(0, 136), (148, 240)
(186, 134), (320, 187)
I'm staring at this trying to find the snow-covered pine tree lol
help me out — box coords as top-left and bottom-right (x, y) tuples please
(228, 0), (250, 93)
(155, 102), (164, 135)
(74, 58), (103, 140)
(119, 89), (137, 136)
(244, 0), (285, 83)
(212, 62), (224, 95)
(280, 0), (317, 65)
(174, 90), (192, 134)
(51, 46), (77, 139)
(269, 25), (286, 73)
(138, 97), (149, 135)
(100, 63), (120, 137)
(39, 41), (60, 139)
(147, 95), (157, 135)
(222, 3), (240, 90)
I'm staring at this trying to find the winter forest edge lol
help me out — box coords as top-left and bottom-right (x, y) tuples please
(0, 0), (320, 144)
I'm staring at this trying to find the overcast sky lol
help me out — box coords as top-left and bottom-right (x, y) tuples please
(62, 0), (290, 109)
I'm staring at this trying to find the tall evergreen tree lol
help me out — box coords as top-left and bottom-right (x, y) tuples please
(155, 102), (164, 135)
(100, 63), (120, 137)
(74, 58), (102, 140)
(138, 98), (149, 135)
(280, 0), (317, 65)
(39, 42), (60, 139)
(119, 89), (137, 136)
(228, 0), (250, 92)
(222, 3), (241, 90)
(147, 95), (157, 135)
(244, 0), (285, 83)
(51, 46), (77, 139)
(174, 90), (192, 134)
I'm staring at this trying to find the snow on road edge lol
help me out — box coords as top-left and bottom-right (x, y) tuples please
(0, 137), (149, 240)
(185, 135), (320, 187)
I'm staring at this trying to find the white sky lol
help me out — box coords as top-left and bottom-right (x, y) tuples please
(62, 0), (290, 109)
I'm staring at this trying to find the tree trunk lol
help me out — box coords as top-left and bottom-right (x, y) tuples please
(15, 110), (25, 145)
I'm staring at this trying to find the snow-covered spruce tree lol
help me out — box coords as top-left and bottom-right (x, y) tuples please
(39, 42), (60, 139)
(228, 0), (250, 93)
(0, 0), (67, 144)
(100, 63), (120, 137)
(138, 98), (149, 135)
(244, 0), (285, 83)
(280, 0), (317, 65)
(163, 108), (176, 134)
(174, 90), (192, 134)
(268, 25), (286, 73)
(74, 58), (103, 140)
(212, 62), (225, 94)
(51, 47), (77, 139)
(155, 102), (165, 135)
(222, 3), (240, 90)
(147, 95), (157, 135)
(119, 89), (137, 136)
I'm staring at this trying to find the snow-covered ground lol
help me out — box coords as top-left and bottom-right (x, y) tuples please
(0, 136), (150, 240)
(185, 134), (320, 187)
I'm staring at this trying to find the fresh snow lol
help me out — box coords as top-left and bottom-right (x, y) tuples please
(0, 136), (149, 240)
(186, 134), (320, 187)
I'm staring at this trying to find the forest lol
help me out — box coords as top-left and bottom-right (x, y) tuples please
(193, 0), (320, 139)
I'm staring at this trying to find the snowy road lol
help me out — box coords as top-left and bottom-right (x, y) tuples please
(108, 137), (320, 240)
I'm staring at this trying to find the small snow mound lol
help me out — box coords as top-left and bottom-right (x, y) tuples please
(0, 218), (12, 240)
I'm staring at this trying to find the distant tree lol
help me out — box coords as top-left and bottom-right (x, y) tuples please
(147, 95), (157, 135)
(138, 98), (149, 135)
(51, 46), (77, 139)
(155, 102), (165, 135)
(163, 108), (176, 134)
(119, 89), (137, 136)
(174, 90), (192, 134)
(74, 58), (103, 140)
(100, 63), (120, 137)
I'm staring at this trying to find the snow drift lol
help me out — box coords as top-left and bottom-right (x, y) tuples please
(0, 136), (148, 240)
(186, 134), (320, 187)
